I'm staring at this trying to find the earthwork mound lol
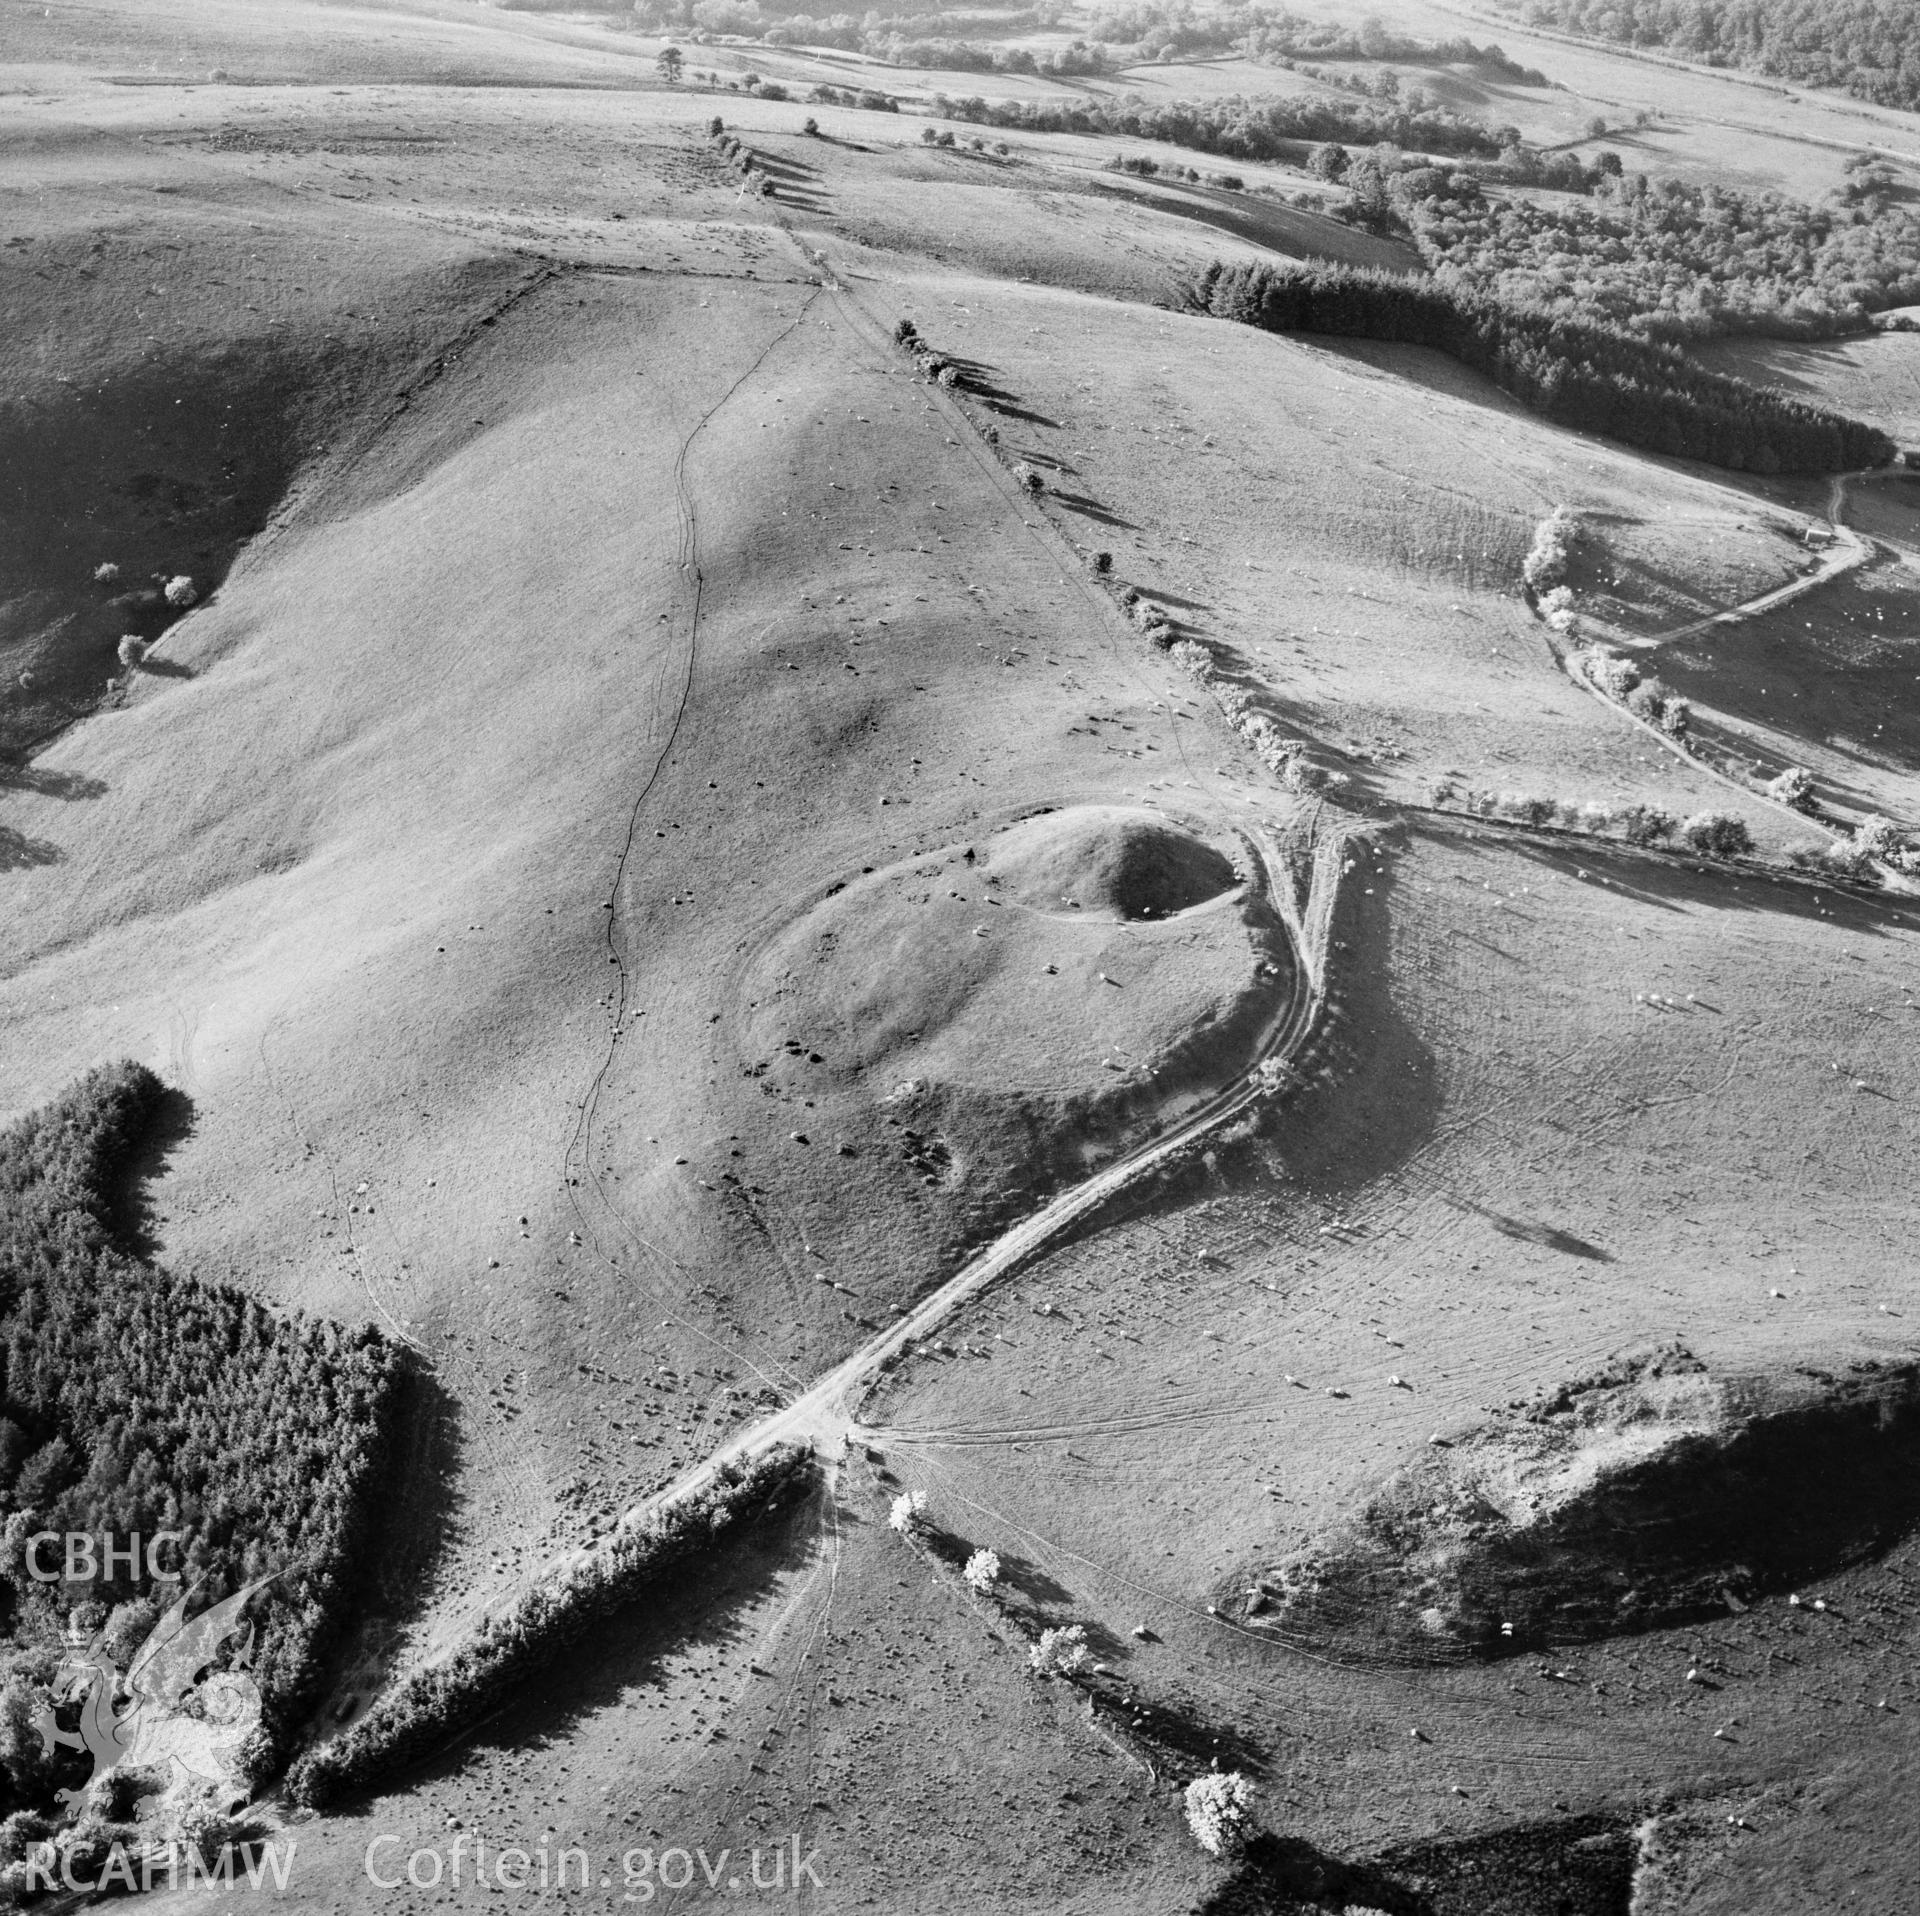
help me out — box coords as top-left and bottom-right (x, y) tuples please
(983, 806), (1242, 919)
(741, 806), (1282, 1141)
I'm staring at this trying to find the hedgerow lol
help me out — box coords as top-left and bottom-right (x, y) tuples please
(1187, 258), (1892, 473)
(1522, 508), (1578, 594)
(927, 85), (1503, 162)
(1681, 811), (1755, 857)
(286, 1448), (810, 1807)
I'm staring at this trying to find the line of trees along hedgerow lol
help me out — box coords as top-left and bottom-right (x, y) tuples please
(1488, 0), (1920, 113)
(1187, 260), (1894, 474)
(287, 1447), (811, 1807)
(928, 86), (1504, 161)
(0, 1062), (405, 1805)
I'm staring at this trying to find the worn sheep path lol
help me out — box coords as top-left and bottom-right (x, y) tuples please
(400, 247), (1354, 1683)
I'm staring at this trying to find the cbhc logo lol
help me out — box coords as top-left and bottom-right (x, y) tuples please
(25, 1533), (187, 1583)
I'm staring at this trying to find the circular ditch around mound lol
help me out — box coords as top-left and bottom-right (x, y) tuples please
(741, 805), (1285, 1115)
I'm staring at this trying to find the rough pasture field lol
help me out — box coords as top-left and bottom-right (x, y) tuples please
(6, 0), (1920, 1909)
(868, 817), (1920, 1894)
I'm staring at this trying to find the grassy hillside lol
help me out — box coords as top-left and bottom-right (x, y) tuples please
(868, 814), (1920, 1876)
(8, 0), (1920, 1908)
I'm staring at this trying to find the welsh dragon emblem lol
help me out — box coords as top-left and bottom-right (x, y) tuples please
(32, 1576), (274, 1814)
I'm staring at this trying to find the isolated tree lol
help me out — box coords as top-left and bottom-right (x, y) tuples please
(657, 44), (684, 82)
(962, 1548), (1000, 1594)
(116, 635), (149, 671)
(887, 1490), (927, 1536)
(1029, 1624), (1090, 1678)
(1758, 764), (1804, 810)
(1184, 1771), (1255, 1857)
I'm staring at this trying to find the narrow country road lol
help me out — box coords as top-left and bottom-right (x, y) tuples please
(1548, 470), (1905, 845)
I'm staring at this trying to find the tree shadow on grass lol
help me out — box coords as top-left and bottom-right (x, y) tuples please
(1050, 489), (1139, 530)
(366, 1362), (466, 1620)
(1196, 1832), (1424, 1916)
(1120, 580), (1211, 613)
(1005, 443), (1077, 475)
(109, 1083), (197, 1258)
(1087, 1678), (1269, 1776)
(1199, 1813), (1633, 1916)
(750, 152), (818, 182)
(1440, 1193), (1613, 1263)
(136, 655), (197, 681)
(0, 761), (106, 800)
(975, 390), (1066, 429)
(990, 1551), (1076, 1608)
(0, 825), (62, 870)
(1427, 815), (1917, 940)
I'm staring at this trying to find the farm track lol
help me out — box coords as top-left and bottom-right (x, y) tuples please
(1648, 477), (1870, 646)
(505, 819), (1339, 1619)
(1547, 469), (1911, 849)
